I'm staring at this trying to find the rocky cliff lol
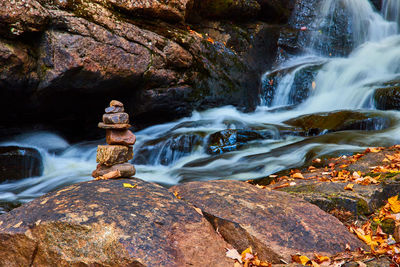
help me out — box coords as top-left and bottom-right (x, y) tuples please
(0, 0), (294, 141)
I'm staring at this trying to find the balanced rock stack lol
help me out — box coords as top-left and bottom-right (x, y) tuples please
(92, 100), (136, 180)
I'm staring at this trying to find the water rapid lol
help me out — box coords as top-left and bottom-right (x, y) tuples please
(2, 0), (400, 212)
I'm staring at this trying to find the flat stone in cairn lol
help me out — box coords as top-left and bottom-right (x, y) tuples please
(92, 163), (136, 178)
(110, 100), (124, 107)
(105, 106), (124, 113)
(103, 112), (129, 124)
(98, 122), (131, 130)
(106, 129), (136, 146)
(96, 145), (133, 166)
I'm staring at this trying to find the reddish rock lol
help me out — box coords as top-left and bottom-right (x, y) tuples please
(102, 112), (129, 124)
(92, 163), (136, 178)
(96, 145), (133, 166)
(170, 180), (366, 263)
(98, 122), (131, 130)
(106, 129), (136, 146)
(0, 179), (233, 266)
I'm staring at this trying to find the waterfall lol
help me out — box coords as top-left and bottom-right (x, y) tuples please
(267, 0), (399, 108)
(383, 0), (400, 26)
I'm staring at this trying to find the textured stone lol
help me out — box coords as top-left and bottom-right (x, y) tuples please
(170, 180), (366, 263)
(110, 100), (124, 107)
(105, 106), (124, 114)
(96, 145), (133, 166)
(106, 129), (136, 146)
(102, 113), (129, 124)
(0, 146), (43, 182)
(98, 122), (131, 130)
(92, 163), (136, 178)
(0, 179), (233, 266)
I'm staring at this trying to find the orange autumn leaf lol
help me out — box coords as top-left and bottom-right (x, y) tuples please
(293, 172), (305, 179)
(344, 183), (354, 191)
(206, 37), (214, 44)
(388, 195), (400, 213)
(272, 183), (290, 189)
(314, 254), (330, 264)
(353, 228), (378, 248)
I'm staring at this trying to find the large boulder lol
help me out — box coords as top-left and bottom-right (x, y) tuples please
(0, 146), (43, 182)
(170, 180), (365, 263)
(0, 178), (233, 266)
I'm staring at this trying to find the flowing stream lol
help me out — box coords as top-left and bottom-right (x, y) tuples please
(2, 0), (400, 212)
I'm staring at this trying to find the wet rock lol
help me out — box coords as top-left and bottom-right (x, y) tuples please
(261, 61), (324, 106)
(92, 163), (136, 178)
(98, 123), (131, 130)
(206, 129), (266, 155)
(0, 146), (43, 182)
(102, 113), (129, 124)
(170, 180), (365, 263)
(96, 145), (133, 166)
(110, 100), (124, 107)
(374, 86), (400, 110)
(0, 179), (233, 266)
(106, 129), (136, 146)
(284, 110), (392, 136)
(133, 134), (203, 166)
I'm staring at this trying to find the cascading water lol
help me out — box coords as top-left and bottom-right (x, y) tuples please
(2, 0), (400, 213)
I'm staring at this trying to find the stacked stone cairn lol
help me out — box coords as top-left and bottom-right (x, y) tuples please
(92, 100), (136, 180)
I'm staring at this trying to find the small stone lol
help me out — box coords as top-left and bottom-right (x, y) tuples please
(96, 145), (133, 166)
(110, 100), (124, 107)
(103, 113), (129, 124)
(94, 170), (121, 180)
(98, 122), (131, 130)
(105, 106), (124, 114)
(92, 163), (136, 178)
(106, 130), (136, 146)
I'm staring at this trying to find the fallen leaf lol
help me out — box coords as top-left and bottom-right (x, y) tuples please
(226, 248), (242, 263)
(292, 255), (311, 266)
(193, 207), (203, 215)
(272, 183), (290, 189)
(293, 172), (305, 179)
(312, 81), (316, 90)
(314, 254), (330, 264)
(344, 184), (354, 191)
(123, 183), (137, 188)
(388, 195), (400, 213)
(173, 191), (181, 199)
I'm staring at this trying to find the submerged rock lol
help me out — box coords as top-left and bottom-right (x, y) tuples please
(0, 179), (233, 266)
(206, 129), (267, 155)
(0, 146), (43, 182)
(170, 180), (365, 263)
(284, 110), (392, 136)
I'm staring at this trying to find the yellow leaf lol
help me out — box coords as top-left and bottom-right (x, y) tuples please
(354, 228), (378, 248)
(241, 247), (253, 260)
(292, 255), (311, 266)
(123, 183), (137, 188)
(344, 183), (354, 191)
(314, 254), (330, 264)
(388, 195), (400, 213)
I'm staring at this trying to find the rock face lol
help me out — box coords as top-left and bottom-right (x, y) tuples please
(0, 0), (286, 141)
(171, 180), (365, 263)
(0, 146), (43, 182)
(0, 179), (233, 266)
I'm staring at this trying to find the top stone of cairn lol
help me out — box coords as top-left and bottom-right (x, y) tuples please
(105, 100), (124, 114)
